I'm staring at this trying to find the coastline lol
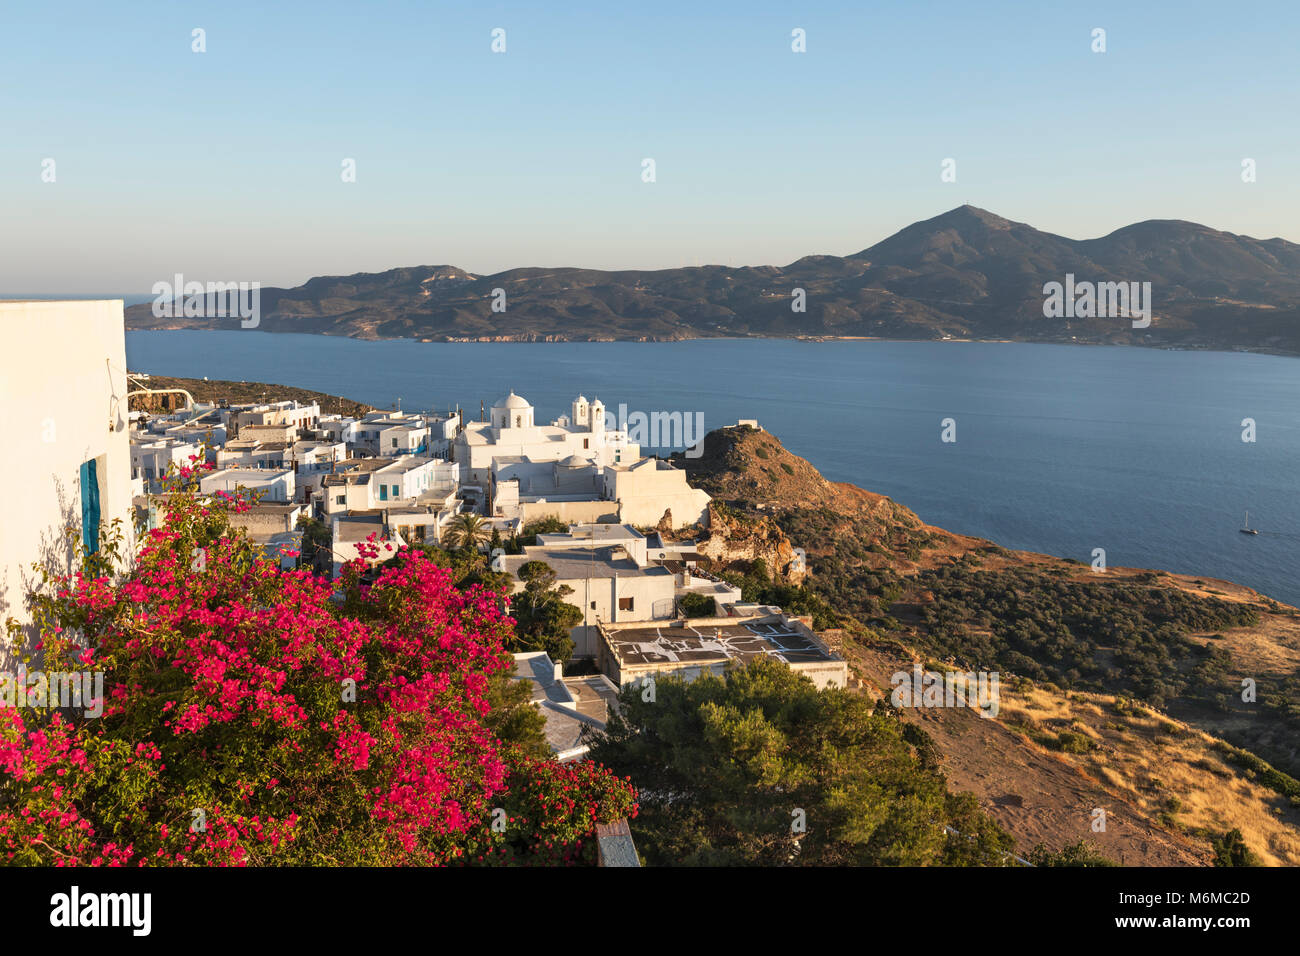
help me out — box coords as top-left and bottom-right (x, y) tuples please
(124, 326), (1300, 361)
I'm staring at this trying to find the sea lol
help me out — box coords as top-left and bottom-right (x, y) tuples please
(123, 330), (1300, 606)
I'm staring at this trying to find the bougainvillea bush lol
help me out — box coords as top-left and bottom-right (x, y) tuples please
(0, 462), (635, 866)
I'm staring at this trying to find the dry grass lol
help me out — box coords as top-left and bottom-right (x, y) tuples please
(1000, 683), (1300, 866)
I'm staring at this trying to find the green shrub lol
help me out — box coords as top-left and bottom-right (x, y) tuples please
(1028, 840), (1116, 867)
(1055, 731), (1095, 754)
(678, 592), (717, 617)
(1210, 829), (1261, 867)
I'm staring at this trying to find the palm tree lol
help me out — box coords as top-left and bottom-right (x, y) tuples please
(444, 513), (491, 552)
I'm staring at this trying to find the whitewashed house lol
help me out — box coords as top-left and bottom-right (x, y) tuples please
(317, 415), (360, 446)
(498, 540), (676, 656)
(200, 466), (295, 503)
(321, 457), (458, 515)
(232, 400), (319, 434)
(131, 437), (201, 491)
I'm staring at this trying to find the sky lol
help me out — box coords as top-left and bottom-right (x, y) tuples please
(2, 0), (1297, 293)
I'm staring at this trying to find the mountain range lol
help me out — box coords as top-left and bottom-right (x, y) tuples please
(125, 206), (1300, 351)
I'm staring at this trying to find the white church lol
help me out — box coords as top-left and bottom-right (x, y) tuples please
(456, 392), (637, 485)
(454, 392), (710, 530)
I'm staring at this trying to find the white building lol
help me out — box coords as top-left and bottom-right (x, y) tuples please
(455, 392), (638, 490)
(0, 300), (133, 646)
(130, 436), (201, 491)
(200, 467), (295, 503)
(601, 457), (711, 529)
(456, 392), (708, 529)
(232, 400), (319, 434)
(487, 450), (709, 530)
(596, 613), (848, 690)
(329, 514), (404, 578)
(237, 422), (300, 444)
(532, 524), (740, 613)
(490, 455), (620, 526)
(348, 411), (457, 458)
(512, 651), (621, 761)
(289, 439), (347, 500)
(497, 540), (676, 656)
(321, 457), (459, 515)
(216, 438), (291, 471)
(317, 415), (359, 446)
(353, 415), (431, 457)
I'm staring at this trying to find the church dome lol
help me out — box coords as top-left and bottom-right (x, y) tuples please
(493, 391), (532, 410)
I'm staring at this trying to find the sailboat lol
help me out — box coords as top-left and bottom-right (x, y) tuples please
(1240, 510), (1259, 535)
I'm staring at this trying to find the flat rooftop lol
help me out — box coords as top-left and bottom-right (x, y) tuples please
(333, 515), (386, 543)
(336, 458), (390, 473)
(205, 467), (291, 479)
(563, 674), (621, 721)
(538, 703), (603, 758)
(603, 616), (835, 667)
(501, 546), (670, 581)
(540, 523), (644, 545)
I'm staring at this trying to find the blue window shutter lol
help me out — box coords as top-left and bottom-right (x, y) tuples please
(80, 459), (101, 555)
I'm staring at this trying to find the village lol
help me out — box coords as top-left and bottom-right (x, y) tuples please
(127, 381), (848, 761)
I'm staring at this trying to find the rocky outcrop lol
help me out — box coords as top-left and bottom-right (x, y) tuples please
(696, 503), (805, 584)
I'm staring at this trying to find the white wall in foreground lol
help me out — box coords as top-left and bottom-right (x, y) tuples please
(0, 300), (132, 651)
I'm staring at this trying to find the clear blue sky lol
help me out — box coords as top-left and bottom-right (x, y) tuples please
(2, 0), (1297, 293)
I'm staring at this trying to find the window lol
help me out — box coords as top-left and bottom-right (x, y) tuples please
(392, 484), (399, 498)
(618, 596), (634, 612)
(583, 438), (589, 449)
(379, 485), (388, 501)
(79, 459), (101, 555)
(336, 495), (346, 505)
(590, 601), (596, 610)
(391, 438), (398, 447)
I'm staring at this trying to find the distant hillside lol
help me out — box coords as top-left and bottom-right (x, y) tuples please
(682, 424), (1300, 864)
(127, 374), (374, 417)
(126, 206), (1300, 352)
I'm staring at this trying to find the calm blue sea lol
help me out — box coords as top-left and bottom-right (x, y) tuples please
(125, 332), (1300, 606)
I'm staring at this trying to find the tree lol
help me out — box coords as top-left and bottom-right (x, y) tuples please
(295, 513), (332, 574)
(518, 516), (568, 547)
(523, 517), (568, 536)
(444, 513), (491, 552)
(586, 657), (1015, 866)
(0, 463), (635, 866)
(509, 561), (582, 664)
